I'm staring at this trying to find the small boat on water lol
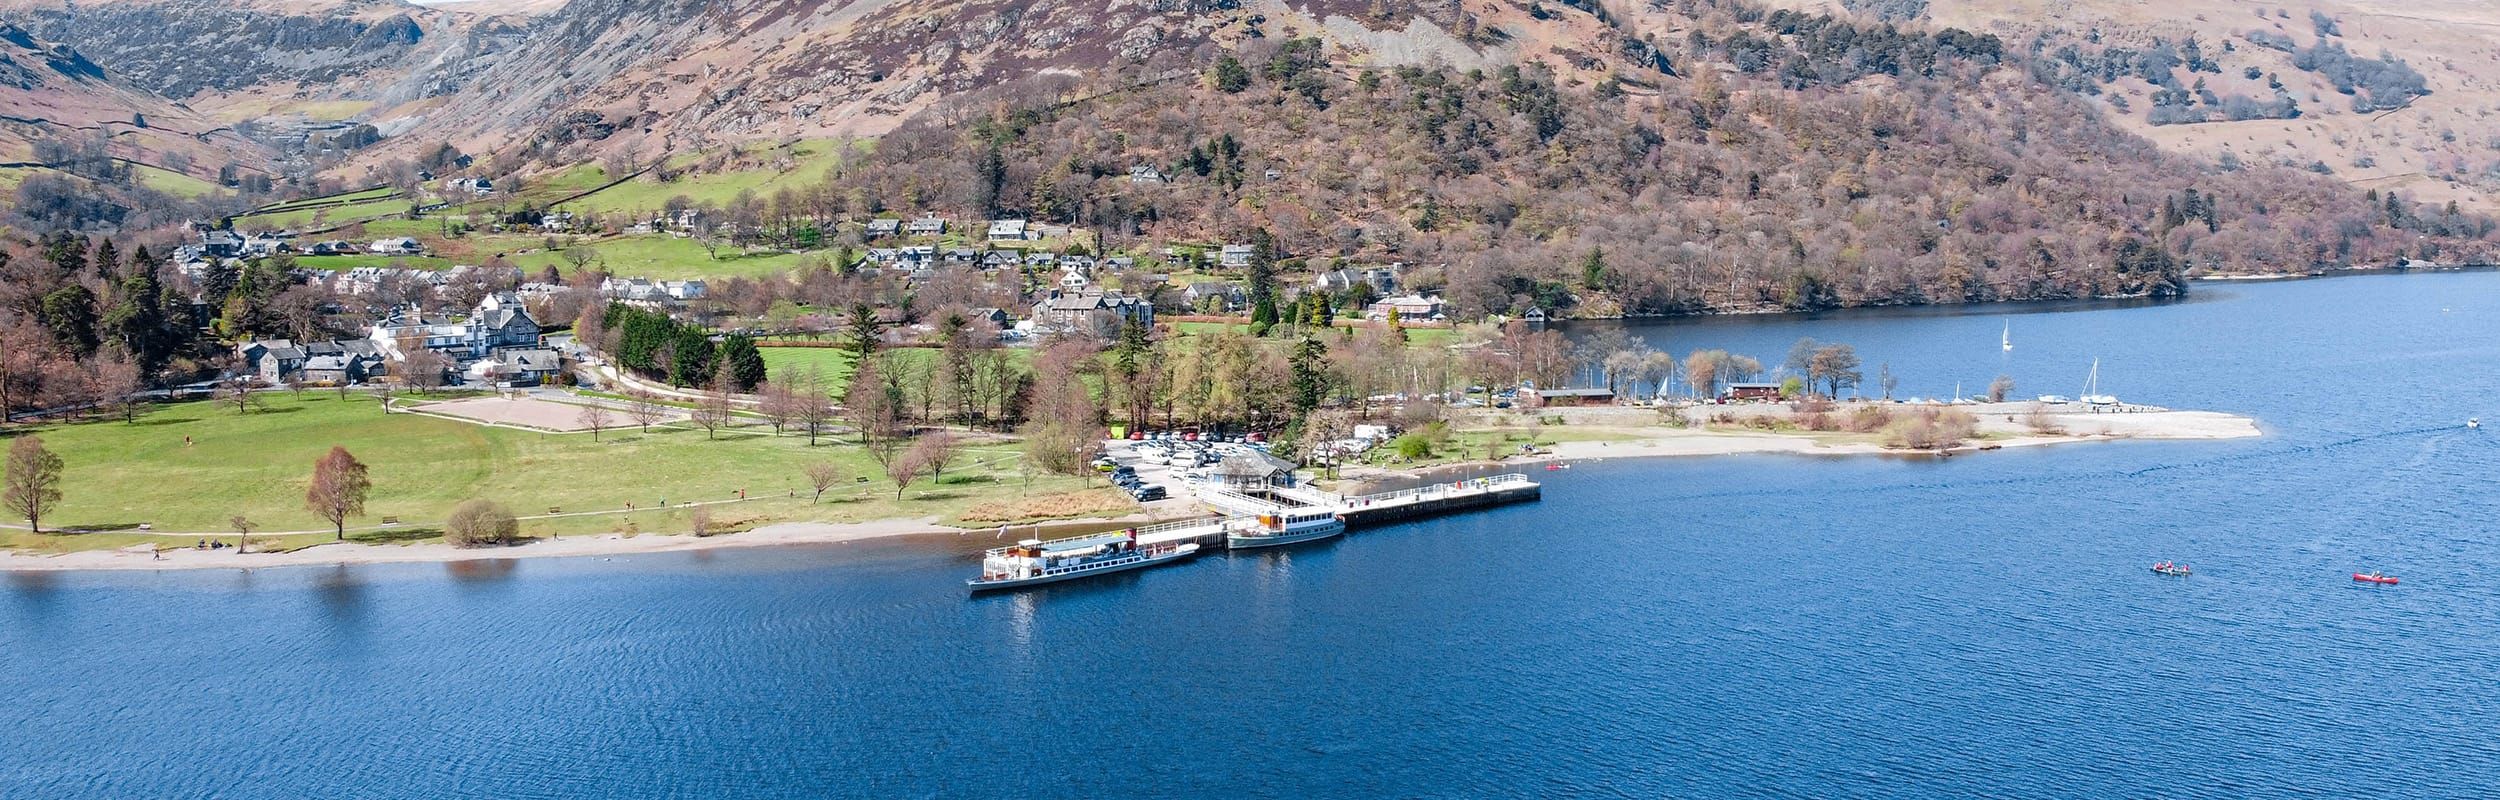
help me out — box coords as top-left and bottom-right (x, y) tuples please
(2470, 418), (2482, 429)
(2352, 572), (2400, 585)
(1544, 463), (1571, 471)
(1227, 510), (1347, 550)
(2001, 321), (2013, 352)
(968, 531), (1199, 592)
(2151, 561), (2192, 577)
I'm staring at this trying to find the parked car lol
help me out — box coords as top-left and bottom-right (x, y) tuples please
(1130, 484), (1167, 501)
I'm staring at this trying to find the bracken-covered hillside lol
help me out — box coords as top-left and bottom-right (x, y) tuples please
(655, 2), (2496, 316)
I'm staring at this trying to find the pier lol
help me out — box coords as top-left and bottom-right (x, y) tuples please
(1003, 473), (1543, 555)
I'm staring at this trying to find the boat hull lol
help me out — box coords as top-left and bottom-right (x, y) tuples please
(967, 545), (1199, 592)
(2352, 573), (2400, 585)
(1228, 521), (1347, 550)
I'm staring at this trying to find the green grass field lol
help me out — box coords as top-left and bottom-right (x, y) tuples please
(0, 392), (1113, 553)
(508, 233), (819, 280)
(294, 254), (456, 271)
(559, 139), (862, 216)
(233, 188), (411, 230)
(132, 164), (222, 197)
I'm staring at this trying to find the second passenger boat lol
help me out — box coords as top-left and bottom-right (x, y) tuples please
(1227, 510), (1347, 550)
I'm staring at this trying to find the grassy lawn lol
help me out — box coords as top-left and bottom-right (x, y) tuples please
(0, 392), (1117, 553)
(756, 347), (1029, 398)
(234, 188), (411, 230)
(294, 254), (457, 271)
(507, 233), (819, 280)
(132, 164), (222, 197)
(559, 138), (861, 216)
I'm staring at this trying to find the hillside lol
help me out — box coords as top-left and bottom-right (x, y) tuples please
(1765, 0), (2500, 212)
(0, 0), (533, 128)
(0, 22), (274, 229)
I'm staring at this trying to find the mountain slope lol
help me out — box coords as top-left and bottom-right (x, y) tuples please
(1766, 0), (2500, 211)
(0, 22), (270, 178)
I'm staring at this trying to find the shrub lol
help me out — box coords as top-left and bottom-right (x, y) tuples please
(1846, 405), (1895, 432)
(1882, 408), (1978, 450)
(444, 499), (519, 547)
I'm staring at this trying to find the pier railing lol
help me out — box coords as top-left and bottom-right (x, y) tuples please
(1340, 472), (1535, 508)
(984, 516), (1241, 556)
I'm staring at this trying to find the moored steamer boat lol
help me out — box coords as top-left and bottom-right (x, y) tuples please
(1226, 510), (1347, 550)
(968, 530), (1200, 592)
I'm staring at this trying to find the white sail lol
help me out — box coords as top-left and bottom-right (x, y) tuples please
(2001, 321), (2012, 352)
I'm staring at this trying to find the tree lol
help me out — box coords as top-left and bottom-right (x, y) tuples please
(1879, 363), (1898, 400)
(1809, 344), (1862, 398)
(804, 462), (841, 504)
(689, 505), (714, 537)
(1209, 55), (1252, 93)
(1988, 374), (2016, 403)
(305, 446), (372, 540)
(847, 354), (904, 455)
(911, 429), (960, 484)
(691, 374), (736, 440)
(0, 321), (45, 423)
(1684, 349), (1725, 398)
(403, 349), (451, 391)
(576, 401), (613, 441)
(626, 391), (666, 431)
(887, 438), (933, 500)
(4, 436), (64, 533)
(719, 334), (767, 391)
(217, 371), (262, 414)
(846, 303), (884, 356)
(230, 516), (256, 554)
(1023, 340), (1103, 475)
(444, 498), (519, 547)
(93, 355), (142, 423)
(1784, 337), (1821, 394)
(38, 285), (100, 357)
(794, 368), (834, 445)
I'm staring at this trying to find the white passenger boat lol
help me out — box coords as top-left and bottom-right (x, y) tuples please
(968, 531), (1200, 592)
(1226, 510), (1346, 550)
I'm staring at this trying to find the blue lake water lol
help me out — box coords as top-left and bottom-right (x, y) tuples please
(6, 273), (2500, 798)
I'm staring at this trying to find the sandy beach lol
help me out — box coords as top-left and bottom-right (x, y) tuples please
(0, 517), (968, 573)
(1533, 406), (2259, 463)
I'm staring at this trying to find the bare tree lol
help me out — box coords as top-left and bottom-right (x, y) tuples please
(804, 462), (841, 504)
(690, 378), (735, 440)
(794, 367), (834, 445)
(576, 401), (613, 441)
(305, 446), (372, 540)
(93, 355), (142, 423)
(625, 390), (666, 431)
(887, 440), (932, 500)
(1988, 374), (2015, 403)
(230, 516), (256, 554)
(404, 350), (451, 392)
(216, 371), (262, 414)
(371, 379), (398, 412)
(911, 429), (960, 484)
(689, 506), (714, 537)
(5, 435), (65, 533)
(758, 378), (797, 434)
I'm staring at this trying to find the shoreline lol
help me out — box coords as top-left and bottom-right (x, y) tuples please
(3, 407), (2259, 574)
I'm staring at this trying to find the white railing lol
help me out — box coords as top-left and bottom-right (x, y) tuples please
(1341, 473), (1535, 508)
(984, 516), (1241, 556)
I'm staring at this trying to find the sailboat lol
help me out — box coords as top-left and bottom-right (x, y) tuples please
(2081, 358), (2118, 406)
(2001, 321), (2012, 352)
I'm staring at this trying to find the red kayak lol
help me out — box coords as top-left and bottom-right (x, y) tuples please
(2352, 572), (2400, 585)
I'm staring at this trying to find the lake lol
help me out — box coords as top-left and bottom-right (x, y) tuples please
(5, 273), (2498, 798)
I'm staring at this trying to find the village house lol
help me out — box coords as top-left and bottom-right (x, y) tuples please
(1210, 451), (1300, 491)
(1220, 244), (1255, 269)
(1527, 387), (1616, 408)
(368, 237), (424, 256)
(199, 230), (244, 259)
(368, 291), (544, 363)
(1184, 281), (1246, 312)
(1724, 382), (1784, 402)
(865, 218), (903, 239)
(1030, 289), (1154, 335)
(907, 217), (948, 236)
(1129, 164), (1170, 184)
(1367, 294), (1445, 320)
(987, 219), (1032, 242)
